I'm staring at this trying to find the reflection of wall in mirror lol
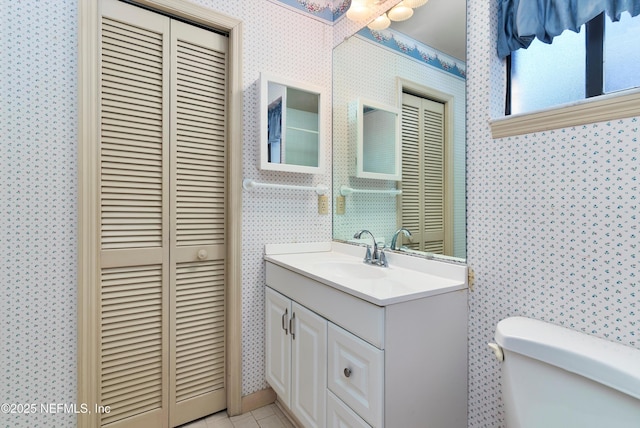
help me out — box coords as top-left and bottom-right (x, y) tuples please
(333, 32), (466, 258)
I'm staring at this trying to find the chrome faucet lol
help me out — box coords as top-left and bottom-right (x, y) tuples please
(390, 228), (412, 250)
(353, 229), (388, 267)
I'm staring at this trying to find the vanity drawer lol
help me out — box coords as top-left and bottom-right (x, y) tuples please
(328, 323), (383, 428)
(327, 390), (372, 428)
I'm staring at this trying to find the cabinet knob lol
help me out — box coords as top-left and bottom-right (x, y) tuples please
(197, 249), (208, 260)
(343, 368), (352, 378)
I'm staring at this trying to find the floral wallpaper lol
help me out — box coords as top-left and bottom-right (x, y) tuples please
(269, 0), (350, 22)
(359, 27), (466, 79)
(275, 0), (466, 78)
(466, 0), (640, 426)
(1, 1), (79, 427)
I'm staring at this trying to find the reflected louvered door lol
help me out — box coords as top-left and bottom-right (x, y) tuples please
(421, 98), (446, 254)
(169, 21), (227, 427)
(98, 1), (227, 427)
(401, 93), (447, 254)
(400, 95), (422, 251)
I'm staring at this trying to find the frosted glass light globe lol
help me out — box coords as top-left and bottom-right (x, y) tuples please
(367, 13), (391, 30)
(387, 3), (414, 21)
(403, 0), (429, 8)
(346, 0), (370, 21)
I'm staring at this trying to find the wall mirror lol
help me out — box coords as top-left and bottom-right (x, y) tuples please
(260, 73), (324, 174)
(332, 0), (467, 261)
(353, 99), (401, 180)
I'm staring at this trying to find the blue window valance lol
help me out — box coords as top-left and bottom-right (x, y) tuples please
(497, 0), (640, 58)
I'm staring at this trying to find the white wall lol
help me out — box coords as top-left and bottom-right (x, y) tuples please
(466, 1), (640, 426)
(0, 1), (332, 426)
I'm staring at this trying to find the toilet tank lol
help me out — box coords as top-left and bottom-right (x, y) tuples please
(494, 316), (640, 428)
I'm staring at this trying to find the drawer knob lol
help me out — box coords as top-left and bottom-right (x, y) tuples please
(343, 368), (352, 378)
(197, 249), (208, 260)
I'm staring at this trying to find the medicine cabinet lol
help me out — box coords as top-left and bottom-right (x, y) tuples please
(260, 73), (324, 174)
(353, 98), (401, 181)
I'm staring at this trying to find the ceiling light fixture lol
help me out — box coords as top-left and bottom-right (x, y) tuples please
(346, 0), (419, 28)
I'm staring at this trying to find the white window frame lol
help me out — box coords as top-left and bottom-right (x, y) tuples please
(490, 87), (640, 139)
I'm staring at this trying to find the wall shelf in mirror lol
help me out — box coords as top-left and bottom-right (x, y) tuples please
(260, 73), (324, 174)
(352, 98), (401, 181)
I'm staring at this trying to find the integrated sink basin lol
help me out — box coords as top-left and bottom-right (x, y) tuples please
(264, 242), (467, 306)
(312, 260), (387, 280)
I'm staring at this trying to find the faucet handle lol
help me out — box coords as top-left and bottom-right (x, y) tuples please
(377, 248), (388, 267)
(364, 245), (373, 263)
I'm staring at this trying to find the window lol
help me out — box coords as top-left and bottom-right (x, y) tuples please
(508, 11), (640, 115)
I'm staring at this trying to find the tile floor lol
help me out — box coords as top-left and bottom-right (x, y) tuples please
(180, 403), (297, 428)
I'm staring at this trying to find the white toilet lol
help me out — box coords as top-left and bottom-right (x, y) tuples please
(490, 316), (640, 428)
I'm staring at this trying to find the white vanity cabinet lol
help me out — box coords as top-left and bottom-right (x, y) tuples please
(265, 287), (327, 428)
(264, 251), (468, 428)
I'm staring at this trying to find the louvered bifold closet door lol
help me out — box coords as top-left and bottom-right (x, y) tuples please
(401, 94), (423, 251)
(99, 1), (170, 427)
(169, 20), (228, 428)
(400, 93), (446, 253)
(421, 98), (446, 254)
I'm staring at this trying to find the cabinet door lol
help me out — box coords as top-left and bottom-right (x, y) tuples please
(291, 302), (327, 428)
(265, 287), (291, 405)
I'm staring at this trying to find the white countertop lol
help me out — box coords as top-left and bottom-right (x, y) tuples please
(264, 242), (467, 306)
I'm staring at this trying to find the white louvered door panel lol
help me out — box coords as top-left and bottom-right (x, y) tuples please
(169, 20), (228, 427)
(400, 97), (423, 251)
(400, 93), (447, 254)
(100, 264), (166, 428)
(99, 1), (170, 427)
(422, 99), (446, 254)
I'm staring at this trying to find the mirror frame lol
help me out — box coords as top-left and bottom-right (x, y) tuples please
(354, 98), (401, 181)
(259, 72), (325, 174)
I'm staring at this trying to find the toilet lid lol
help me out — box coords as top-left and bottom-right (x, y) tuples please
(495, 316), (640, 400)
